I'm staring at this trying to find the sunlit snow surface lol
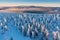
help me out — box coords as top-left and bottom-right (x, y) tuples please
(0, 12), (60, 40)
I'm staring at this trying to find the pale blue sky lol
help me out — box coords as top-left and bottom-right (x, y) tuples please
(0, 0), (60, 4)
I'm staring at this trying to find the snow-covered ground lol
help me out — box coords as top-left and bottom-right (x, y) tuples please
(0, 12), (60, 40)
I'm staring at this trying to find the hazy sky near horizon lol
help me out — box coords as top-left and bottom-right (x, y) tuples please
(0, 0), (60, 7)
(0, 0), (60, 4)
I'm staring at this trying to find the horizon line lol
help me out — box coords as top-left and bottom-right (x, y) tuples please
(0, 3), (60, 7)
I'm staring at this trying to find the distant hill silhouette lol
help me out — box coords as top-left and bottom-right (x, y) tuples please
(0, 6), (60, 13)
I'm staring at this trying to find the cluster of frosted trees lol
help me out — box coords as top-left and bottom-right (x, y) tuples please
(19, 13), (60, 40)
(0, 13), (60, 40)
